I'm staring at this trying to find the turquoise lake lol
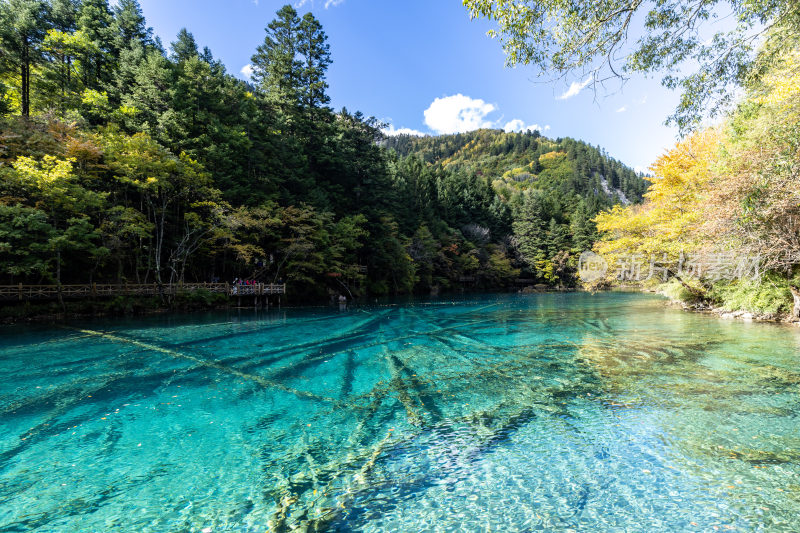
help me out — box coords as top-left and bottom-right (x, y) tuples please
(1, 292), (800, 532)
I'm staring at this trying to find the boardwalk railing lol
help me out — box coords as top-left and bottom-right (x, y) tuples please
(0, 283), (286, 301)
(229, 283), (286, 296)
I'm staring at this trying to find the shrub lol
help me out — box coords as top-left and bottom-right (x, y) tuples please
(658, 278), (707, 305)
(709, 273), (793, 314)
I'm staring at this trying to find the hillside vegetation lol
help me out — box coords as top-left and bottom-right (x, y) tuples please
(592, 25), (800, 318)
(0, 0), (646, 303)
(385, 129), (648, 285)
(463, 0), (800, 319)
(386, 129), (646, 207)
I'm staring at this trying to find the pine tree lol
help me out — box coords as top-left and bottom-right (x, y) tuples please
(200, 46), (215, 64)
(171, 28), (198, 63)
(40, 0), (80, 112)
(570, 199), (596, 252)
(0, 0), (49, 116)
(113, 0), (151, 51)
(40, 24), (93, 112)
(77, 0), (114, 44)
(250, 4), (302, 108)
(546, 217), (570, 257)
(121, 50), (172, 138)
(297, 12), (331, 110)
(488, 194), (512, 237)
(513, 191), (548, 269)
(109, 38), (145, 105)
(50, 0), (78, 32)
(77, 0), (115, 89)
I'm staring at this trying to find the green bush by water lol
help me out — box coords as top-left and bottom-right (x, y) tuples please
(659, 273), (795, 316)
(709, 274), (794, 315)
(659, 278), (707, 305)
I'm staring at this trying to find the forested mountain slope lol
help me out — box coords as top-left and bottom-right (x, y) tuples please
(384, 130), (649, 286)
(386, 129), (646, 209)
(0, 0), (648, 302)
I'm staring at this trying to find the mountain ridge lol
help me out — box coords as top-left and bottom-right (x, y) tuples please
(383, 128), (648, 210)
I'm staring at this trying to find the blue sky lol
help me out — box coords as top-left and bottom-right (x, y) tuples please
(138, 0), (684, 171)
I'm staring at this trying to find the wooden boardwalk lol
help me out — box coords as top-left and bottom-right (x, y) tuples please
(0, 283), (286, 301)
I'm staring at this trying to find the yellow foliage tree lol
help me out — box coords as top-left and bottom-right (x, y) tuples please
(706, 33), (800, 272)
(593, 129), (720, 284)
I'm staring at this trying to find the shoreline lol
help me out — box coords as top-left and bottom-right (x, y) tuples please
(688, 304), (800, 326)
(0, 286), (584, 325)
(6, 288), (798, 328)
(658, 293), (800, 327)
(0, 295), (230, 325)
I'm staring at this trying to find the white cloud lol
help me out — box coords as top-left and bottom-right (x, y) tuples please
(503, 119), (550, 133)
(558, 77), (592, 100)
(503, 119), (526, 132)
(383, 95), (550, 138)
(616, 106), (627, 113)
(382, 124), (426, 137)
(423, 94), (496, 134)
(240, 64), (254, 79)
(295, 0), (344, 8)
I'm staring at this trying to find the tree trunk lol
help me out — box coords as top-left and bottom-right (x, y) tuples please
(61, 54), (69, 112)
(21, 37), (30, 117)
(790, 285), (800, 320)
(666, 269), (708, 302)
(56, 248), (64, 309)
